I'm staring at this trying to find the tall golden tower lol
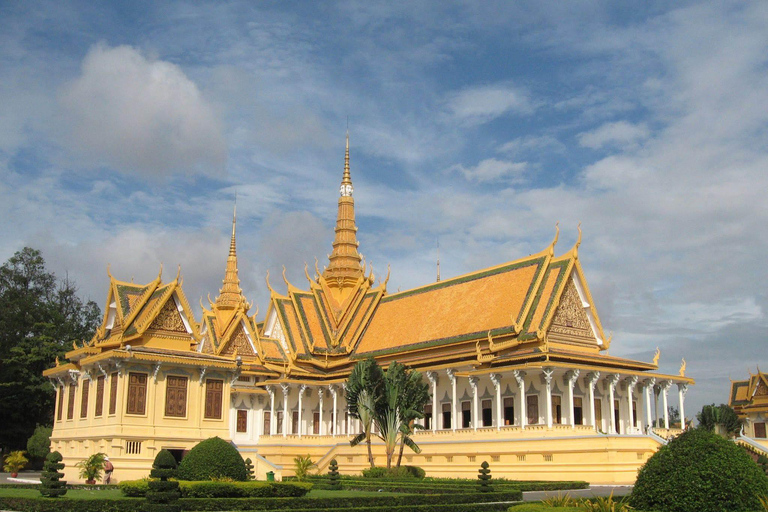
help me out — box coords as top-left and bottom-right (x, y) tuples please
(215, 203), (244, 310)
(322, 133), (364, 294)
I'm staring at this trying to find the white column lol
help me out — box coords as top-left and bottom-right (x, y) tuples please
(626, 376), (638, 434)
(565, 369), (580, 428)
(514, 370), (526, 429)
(586, 372), (600, 430)
(643, 378), (655, 432)
(662, 381), (670, 429)
(343, 383), (351, 435)
(543, 368), (554, 428)
(297, 384), (307, 437)
(318, 388), (325, 435)
(490, 373), (502, 430)
(427, 371), (438, 432)
(678, 383), (688, 429)
(469, 377), (479, 431)
(267, 385), (276, 436)
(654, 385), (660, 428)
(447, 369), (457, 431)
(607, 374), (619, 434)
(329, 385), (338, 437)
(280, 383), (290, 437)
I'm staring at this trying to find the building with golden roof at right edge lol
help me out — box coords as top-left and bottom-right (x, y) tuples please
(44, 134), (694, 485)
(729, 370), (768, 455)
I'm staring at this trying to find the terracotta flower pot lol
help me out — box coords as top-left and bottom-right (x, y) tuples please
(10, 472), (18, 478)
(86, 479), (96, 485)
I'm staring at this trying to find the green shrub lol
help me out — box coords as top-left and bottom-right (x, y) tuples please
(39, 451), (67, 498)
(477, 461), (493, 492)
(120, 479), (312, 498)
(27, 425), (53, 460)
(404, 465), (426, 479)
(177, 436), (247, 481)
(327, 459), (341, 490)
(120, 478), (150, 497)
(631, 428), (768, 512)
(294, 454), (315, 481)
(361, 465), (413, 479)
(146, 449), (181, 512)
(244, 458), (254, 481)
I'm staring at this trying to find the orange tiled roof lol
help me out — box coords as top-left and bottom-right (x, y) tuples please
(353, 254), (548, 356)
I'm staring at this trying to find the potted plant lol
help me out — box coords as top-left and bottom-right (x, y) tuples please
(3, 451), (28, 477)
(75, 452), (106, 484)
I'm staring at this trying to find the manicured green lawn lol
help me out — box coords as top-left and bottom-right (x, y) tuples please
(0, 487), (129, 500)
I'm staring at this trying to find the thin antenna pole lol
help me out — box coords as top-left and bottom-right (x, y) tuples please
(436, 239), (441, 282)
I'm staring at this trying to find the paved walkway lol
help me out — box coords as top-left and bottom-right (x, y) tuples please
(0, 472), (40, 485)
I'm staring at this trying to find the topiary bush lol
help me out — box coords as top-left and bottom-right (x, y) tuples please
(39, 451), (67, 498)
(327, 459), (341, 490)
(404, 465), (426, 479)
(177, 437), (247, 482)
(477, 461), (493, 492)
(244, 458), (254, 481)
(146, 450), (180, 512)
(631, 428), (768, 512)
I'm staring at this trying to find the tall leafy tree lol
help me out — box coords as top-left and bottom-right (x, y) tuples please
(697, 403), (743, 437)
(346, 358), (384, 467)
(345, 359), (430, 469)
(0, 248), (100, 451)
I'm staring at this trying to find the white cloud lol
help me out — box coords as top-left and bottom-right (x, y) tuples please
(577, 121), (650, 149)
(449, 158), (527, 183)
(446, 83), (533, 125)
(57, 43), (227, 176)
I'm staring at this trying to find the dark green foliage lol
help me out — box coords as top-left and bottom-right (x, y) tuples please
(327, 458), (341, 490)
(477, 461), (493, 492)
(0, 490), (521, 512)
(758, 454), (768, 473)
(696, 403), (744, 437)
(404, 465), (426, 479)
(177, 437), (247, 481)
(120, 479), (312, 498)
(244, 457), (254, 481)
(508, 506), (582, 512)
(146, 449), (180, 512)
(39, 451), (67, 498)
(361, 466), (414, 479)
(27, 425), (53, 460)
(0, 248), (101, 451)
(631, 428), (768, 512)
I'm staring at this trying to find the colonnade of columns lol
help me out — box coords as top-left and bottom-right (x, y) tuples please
(232, 368), (689, 440)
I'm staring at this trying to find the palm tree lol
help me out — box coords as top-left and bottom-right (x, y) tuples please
(394, 365), (430, 467)
(346, 358), (384, 468)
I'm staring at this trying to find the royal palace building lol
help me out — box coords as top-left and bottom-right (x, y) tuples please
(44, 136), (693, 484)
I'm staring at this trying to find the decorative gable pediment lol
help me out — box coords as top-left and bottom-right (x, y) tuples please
(219, 322), (256, 357)
(148, 296), (188, 333)
(547, 274), (602, 348)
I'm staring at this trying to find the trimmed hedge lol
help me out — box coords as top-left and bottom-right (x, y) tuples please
(120, 479), (312, 498)
(508, 506), (581, 512)
(631, 428), (768, 512)
(310, 478), (587, 494)
(1, 490), (522, 512)
(177, 437), (247, 482)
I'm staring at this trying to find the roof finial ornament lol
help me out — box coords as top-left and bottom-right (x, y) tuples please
(314, 257), (321, 279)
(653, 347), (661, 366)
(384, 264), (391, 287)
(176, 264), (181, 281)
(304, 262), (313, 285)
(679, 358), (686, 377)
(230, 196), (237, 257)
(550, 222), (560, 256)
(575, 222), (582, 256)
(158, 263), (163, 281)
(106, 264), (112, 279)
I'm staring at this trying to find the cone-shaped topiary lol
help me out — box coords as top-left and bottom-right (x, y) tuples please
(327, 459), (341, 490)
(177, 436), (247, 481)
(39, 451), (67, 498)
(146, 450), (180, 512)
(631, 428), (768, 512)
(244, 458), (255, 481)
(477, 461), (493, 492)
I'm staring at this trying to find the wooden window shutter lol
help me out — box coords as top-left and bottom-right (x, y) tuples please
(67, 383), (76, 419)
(80, 379), (90, 418)
(204, 379), (223, 419)
(109, 372), (118, 415)
(236, 410), (248, 432)
(95, 375), (105, 417)
(164, 376), (188, 417)
(57, 386), (64, 421)
(127, 372), (148, 415)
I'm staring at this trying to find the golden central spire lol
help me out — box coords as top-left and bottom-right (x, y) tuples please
(323, 133), (363, 287)
(216, 202), (244, 309)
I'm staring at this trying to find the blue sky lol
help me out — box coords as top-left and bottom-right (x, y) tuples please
(2, 1), (767, 418)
